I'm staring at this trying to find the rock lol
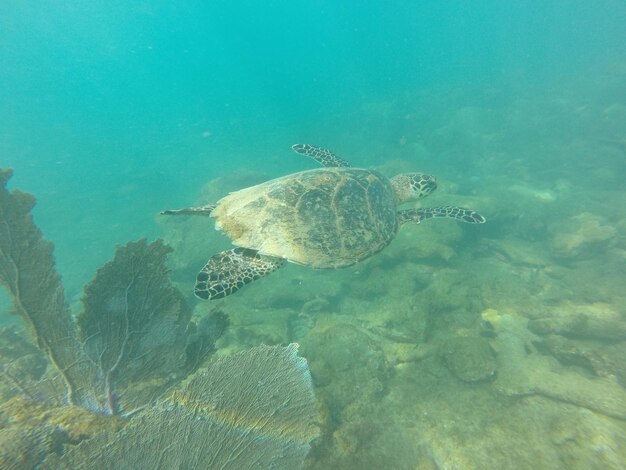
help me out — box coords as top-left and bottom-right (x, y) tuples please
(549, 409), (626, 469)
(528, 303), (626, 341)
(550, 212), (616, 259)
(510, 184), (557, 203)
(491, 313), (626, 420)
(442, 336), (496, 383)
(0, 396), (124, 469)
(542, 335), (609, 375)
(541, 335), (626, 386)
(302, 320), (389, 389)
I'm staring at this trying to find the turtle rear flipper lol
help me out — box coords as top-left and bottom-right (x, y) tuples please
(398, 206), (486, 225)
(292, 144), (352, 168)
(161, 204), (216, 216)
(195, 248), (285, 300)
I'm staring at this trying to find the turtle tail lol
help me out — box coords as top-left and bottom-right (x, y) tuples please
(160, 204), (216, 216)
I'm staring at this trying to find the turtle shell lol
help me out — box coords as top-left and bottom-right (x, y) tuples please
(211, 167), (398, 268)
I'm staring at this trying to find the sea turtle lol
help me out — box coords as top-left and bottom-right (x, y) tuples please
(162, 144), (485, 300)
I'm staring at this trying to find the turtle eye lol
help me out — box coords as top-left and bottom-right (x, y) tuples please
(409, 173), (436, 197)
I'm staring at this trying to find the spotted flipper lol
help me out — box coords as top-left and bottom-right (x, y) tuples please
(292, 144), (352, 168)
(398, 206), (486, 225)
(160, 204), (216, 216)
(195, 247), (285, 300)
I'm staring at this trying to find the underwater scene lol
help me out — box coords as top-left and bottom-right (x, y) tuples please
(1, 1), (626, 469)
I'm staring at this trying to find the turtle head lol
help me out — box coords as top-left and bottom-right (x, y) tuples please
(390, 173), (437, 205)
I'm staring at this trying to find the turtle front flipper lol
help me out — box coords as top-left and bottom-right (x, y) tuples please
(160, 204), (216, 216)
(398, 206), (486, 225)
(292, 144), (352, 168)
(194, 247), (285, 300)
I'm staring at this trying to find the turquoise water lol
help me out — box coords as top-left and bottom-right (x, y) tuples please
(1, 1), (626, 468)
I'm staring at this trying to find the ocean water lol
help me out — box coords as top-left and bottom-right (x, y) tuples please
(1, 1), (626, 468)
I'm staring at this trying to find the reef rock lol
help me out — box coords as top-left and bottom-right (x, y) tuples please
(550, 212), (616, 259)
(541, 334), (620, 379)
(442, 336), (496, 383)
(491, 313), (626, 420)
(528, 302), (626, 341)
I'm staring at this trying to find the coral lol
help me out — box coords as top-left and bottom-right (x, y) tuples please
(183, 308), (229, 370)
(0, 326), (46, 398)
(481, 307), (502, 326)
(0, 169), (228, 417)
(43, 344), (318, 469)
(77, 239), (191, 415)
(0, 170), (318, 467)
(0, 168), (102, 411)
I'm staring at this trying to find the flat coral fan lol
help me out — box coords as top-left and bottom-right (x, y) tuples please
(0, 168), (193, 415)
(0, 168), (102, 411)
(77, 239), (191, 415)
(43, 344), (319, 469)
